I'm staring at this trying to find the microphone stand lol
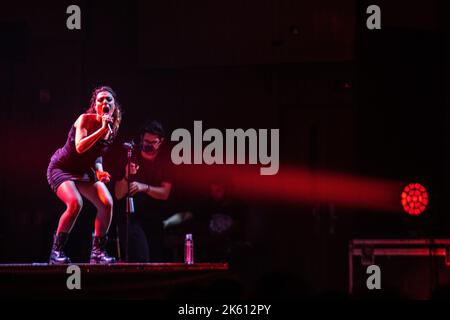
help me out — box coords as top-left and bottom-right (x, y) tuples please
(125, 147), (135, 262)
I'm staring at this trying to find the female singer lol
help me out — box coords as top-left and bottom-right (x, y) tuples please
(47, 86), (121, 264)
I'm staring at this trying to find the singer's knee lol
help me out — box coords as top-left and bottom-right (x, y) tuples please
(105, 196), (113, 211)
(66, 197), (83, 215)
(99, 198), (113, 214)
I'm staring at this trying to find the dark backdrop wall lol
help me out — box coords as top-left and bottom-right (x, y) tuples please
(0, 0), (448, 295)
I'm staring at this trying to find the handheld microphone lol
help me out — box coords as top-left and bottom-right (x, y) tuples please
(102, 105), (113, 134)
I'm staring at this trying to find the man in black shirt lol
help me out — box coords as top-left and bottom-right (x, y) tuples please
(115, 121), (172, 262)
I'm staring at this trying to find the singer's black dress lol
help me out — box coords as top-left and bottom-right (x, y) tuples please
(47, 124), (112, 193)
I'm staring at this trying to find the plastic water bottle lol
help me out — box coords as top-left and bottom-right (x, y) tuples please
(184, 234), (194, 265)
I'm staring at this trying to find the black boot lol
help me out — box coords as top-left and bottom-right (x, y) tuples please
(49, 232), (71, 265)
(90, 235), (116, 264)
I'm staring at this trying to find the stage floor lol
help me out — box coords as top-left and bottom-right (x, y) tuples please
(0, 263), (233, 299)
(0, 262), (229, 273)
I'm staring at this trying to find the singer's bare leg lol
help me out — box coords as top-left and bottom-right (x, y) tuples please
(56, 181), (83, 234)
(76, 181), (113, 237)
(50, 180), (82, 264)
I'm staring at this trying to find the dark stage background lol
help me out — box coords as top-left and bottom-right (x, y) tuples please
(1, 0), (450, 298)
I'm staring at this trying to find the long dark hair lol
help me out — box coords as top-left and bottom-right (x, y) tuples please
(86, 86), (122, 138)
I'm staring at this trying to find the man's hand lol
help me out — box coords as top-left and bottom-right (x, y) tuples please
(124, 162), (139, 179)
(129, 181), (148, 196)
(96, 171), (111, 183)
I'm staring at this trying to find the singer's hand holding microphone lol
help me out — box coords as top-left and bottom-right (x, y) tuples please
(101, 104), (114, 134)
(95, 103), (113, 184)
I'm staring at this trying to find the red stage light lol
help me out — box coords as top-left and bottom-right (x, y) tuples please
(401, 183), (428, 215)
